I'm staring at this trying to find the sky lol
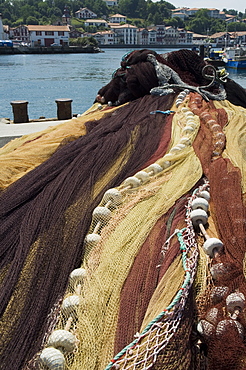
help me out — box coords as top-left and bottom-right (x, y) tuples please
(157, 0), (246, 14)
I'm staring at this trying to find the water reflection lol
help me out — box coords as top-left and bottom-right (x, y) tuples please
(226, 68), (246, 89)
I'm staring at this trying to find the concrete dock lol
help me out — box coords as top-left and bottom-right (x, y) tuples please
(0, 117), (70, 148)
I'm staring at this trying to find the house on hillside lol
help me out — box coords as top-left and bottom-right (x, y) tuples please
(103, 0), (118, 5)
(108, 14), (126, 23)
(225, 14), (237, 23)
(75, 8), (97, 19)
(171, 9), (189, 20)
(172, 7), (226, 20)
(84, 19), (108, 28)
(69, 27), (83, 38)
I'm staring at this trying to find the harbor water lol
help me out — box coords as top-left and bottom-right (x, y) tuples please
(1, 47), (246, 120)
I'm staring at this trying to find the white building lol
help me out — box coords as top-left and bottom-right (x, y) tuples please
(110, 23), (137, 44)
(93, 30), (115, 44)
(103, 0), (118, 6)
(11, 25), (30, 43)
(75, 8), (97, 19)
(108, 14), (126, 23)
(12, 25), (70, 47)
(0, 13), (6, 39)
(177, 28), (193, 44)
(84, 19), (108, 28)
(137, 28), (157, 45)
(172, 7), (226, 20)
(164, 26), (179, 44)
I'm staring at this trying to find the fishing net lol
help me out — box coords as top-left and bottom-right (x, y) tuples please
(0, 49), (246, 370)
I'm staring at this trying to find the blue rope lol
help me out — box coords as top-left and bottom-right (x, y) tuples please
(104, 227), (190, 369)
(150, 110), (175, 115)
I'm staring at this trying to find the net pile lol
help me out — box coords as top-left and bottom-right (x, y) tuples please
(0, 49), (246, 370)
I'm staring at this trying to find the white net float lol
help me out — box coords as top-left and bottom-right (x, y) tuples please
(160, 160), (171, 169)
(92, 206), (112, 223)
(39, 347), (65, 370)
(145, 163), (163, 174)
(47, 330), (77, 353)
(123, 176), (141, 188)
(176, 99), (183, 107)
(190, 209), (208, 227)
(178, 91), (187, 97)
(135, 171), (150, 183)
(202, 238), (224, 258)
(186, 120), (196, 128)
(102, 188), (122, 207)
(170, 146), (183, 153)
(198, 190), (210, 202)
(185, 112), (194, 119)
(197, 319), (215, 338)
(179, 137), (191, 146)
(162, 153), (173, 161)
(210, 286), (229, 304)
(175, 143), (186, 150)
(84, 233), (101, 248)
(226, 292), (245, 313)
(191, 197), (209, 212)
(69, 268), (86, 284)
(210, 263), (228, 281)
(182, 126), (195, 135)
(205, 307), (219, 325)
(216, 319), (244, 339)
(61, 295), (80, 316)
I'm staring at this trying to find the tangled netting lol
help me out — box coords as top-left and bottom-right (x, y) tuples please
(0, 49), (246, 370)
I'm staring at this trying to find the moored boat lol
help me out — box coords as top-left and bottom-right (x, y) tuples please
(222, 46), (246, 69)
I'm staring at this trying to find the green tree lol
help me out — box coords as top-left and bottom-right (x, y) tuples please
(26, 15), (39, 24)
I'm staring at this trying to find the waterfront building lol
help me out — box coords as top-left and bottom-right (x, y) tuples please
(164, 26), (179, 45)
(93, 30), (115, 44)
(177, 28), (193, 45)
(11, 25), (30, 43)
(109, 23), (137, 45)
(0, 13), (10, 40)
(11, 25), (70, 47)
(137, 28), (157, 45)
(209, 31), (233, 46)
(192, 33), (209, 44)
(75, 8), (97, 19)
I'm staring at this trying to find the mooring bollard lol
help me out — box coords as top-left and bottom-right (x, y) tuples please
(55, 98), (73, 120)
(10, 100), (29, 123)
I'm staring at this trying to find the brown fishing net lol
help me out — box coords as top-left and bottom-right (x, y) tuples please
(0, 49), (246, 370)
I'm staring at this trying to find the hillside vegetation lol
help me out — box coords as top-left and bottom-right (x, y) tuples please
(1, 0), (246, 35)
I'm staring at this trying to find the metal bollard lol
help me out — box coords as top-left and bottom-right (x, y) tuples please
(10, 100), (29, 123)
(55, 98), (73, 120)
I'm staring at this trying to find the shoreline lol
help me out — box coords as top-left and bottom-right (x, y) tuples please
(0, 43), (212, 55)
(0, 45), (102, 54)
